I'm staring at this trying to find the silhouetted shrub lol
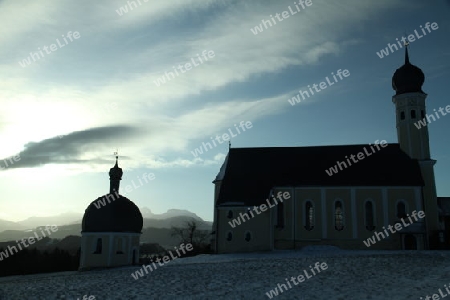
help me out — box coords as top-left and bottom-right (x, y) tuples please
(0, 246), (80, 277)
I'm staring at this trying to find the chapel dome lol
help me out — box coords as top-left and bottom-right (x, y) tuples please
(82, 195), (143, 233)
(81, 156), (143, 233)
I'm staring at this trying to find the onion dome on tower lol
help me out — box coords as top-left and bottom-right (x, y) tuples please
(392, 46), (425, 95)
(81, 155), (143, 233)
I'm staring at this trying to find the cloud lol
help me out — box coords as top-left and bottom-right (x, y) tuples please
(110, 0), (219, 27)
(0, 0), (405, 171)
(144, 152), (227, 169)
(0, 125), (140, 170)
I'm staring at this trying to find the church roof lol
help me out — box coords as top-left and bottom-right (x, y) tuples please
(215, 143), (424, 207)
(213, 153), (229, 183)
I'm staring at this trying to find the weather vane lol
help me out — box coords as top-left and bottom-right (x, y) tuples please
(114, 149), (118, 158)
(403, 30), (409, 47)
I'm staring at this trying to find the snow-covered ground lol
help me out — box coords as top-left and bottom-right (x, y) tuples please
(1, 247), (449, 300)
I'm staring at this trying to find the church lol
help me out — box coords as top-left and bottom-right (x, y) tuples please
(79, 155), (143, 270)
(211, 47), (449, 253)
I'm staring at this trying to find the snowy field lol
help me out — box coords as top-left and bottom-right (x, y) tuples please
(0, 247), (449, 300)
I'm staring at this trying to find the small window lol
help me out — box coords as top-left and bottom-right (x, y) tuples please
(411, 110), (416, 119)
(397, 202), (407, 219)
(400, 111), (405, 120)
(245, 232), (251, 242)
(421, 110), (425, 119)
(305, 201), (314, 231)
(227, 210), (233, 219)
(335, 201), (344, 231)
(226, 232), (232, 241)
(276, 202), (285, 229)
(94, 238), (102, 254)
(365, 201), (375, 231)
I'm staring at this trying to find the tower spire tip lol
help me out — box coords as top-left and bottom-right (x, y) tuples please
(404, 42), (410, 65)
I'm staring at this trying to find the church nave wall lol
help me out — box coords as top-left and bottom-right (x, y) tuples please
(355, 189), (384, 241)
(217, 206), (272, 253)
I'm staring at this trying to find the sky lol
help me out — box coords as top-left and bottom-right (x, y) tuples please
(0, 0), (449, 223)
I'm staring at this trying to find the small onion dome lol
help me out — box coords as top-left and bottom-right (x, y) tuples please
(392, 47), (425, 95)
(109, 157), (123, 180)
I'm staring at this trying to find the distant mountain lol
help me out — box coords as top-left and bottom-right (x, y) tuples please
(0, 226), (210, 250)
(51, 235), (81, 254)
(0, 208), (209, 233)
(0, 216), (212, 243)
(143, 216), (211, 229)
(15, 212), (84, 230)
(0, 230), (30, 242)
(0, 224), (82, 242)
(0, 236), (57, 252)
(0, 219), (25, 231)
(140, 227), (185, 248)
(139, 208), (204, 220)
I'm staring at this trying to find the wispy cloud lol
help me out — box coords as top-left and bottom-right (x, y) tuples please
(0, 126), (139, 170)
(0, 0), (405, 172)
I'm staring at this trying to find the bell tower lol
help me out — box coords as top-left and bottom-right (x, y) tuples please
(392, 46), (440, 237)
(392, 46), (430, 159)
(109, 152), (123, 194)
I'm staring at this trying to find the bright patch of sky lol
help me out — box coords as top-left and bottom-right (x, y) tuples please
(0, 0), (449, 222)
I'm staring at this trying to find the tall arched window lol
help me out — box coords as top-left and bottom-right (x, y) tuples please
(397, 201), (407, 218)
(245, 231), (251, 242)
(400, 111), (405, 120)
(305, 201), (314, 231)
(335, 201), (344, 231)
(411, 110), (416, 119)
(365, 201), (375, 231)
(227, 210), (233, 219)
(276, 202), (285, 229)
(226, 232), (232, 241)
(94, 238), (102, 254)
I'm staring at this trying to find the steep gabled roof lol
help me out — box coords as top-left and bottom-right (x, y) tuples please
(216, 143), (424, 206)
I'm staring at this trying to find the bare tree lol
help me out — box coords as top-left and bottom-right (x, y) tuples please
(171, 220), (210, 254)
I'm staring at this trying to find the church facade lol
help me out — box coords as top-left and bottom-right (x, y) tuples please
(211, 48), (447, 253)
(79, 156), (143, 270)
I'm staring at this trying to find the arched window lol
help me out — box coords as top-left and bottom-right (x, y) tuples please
(276, 202), (285, 229)
(335, 201), (344, 231)
(305, 201), (314, 231)
(421, 110), (425, 119)
(226, 232), (232, 241)
(397, 201), (407, 219)
(245, 231), (251, 242)
(227, 210), (233, 219)
(365, 201), (375, 231)
(94, 238), (102, 254)
(400, 111), (405, 120)
(411, 110), (416, 119)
